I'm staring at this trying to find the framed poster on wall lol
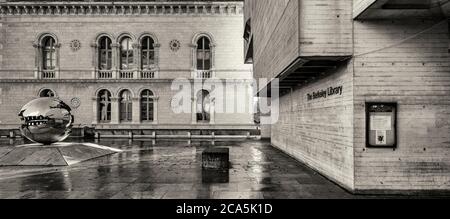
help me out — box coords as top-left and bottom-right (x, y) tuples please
(366, 102), (397, 148)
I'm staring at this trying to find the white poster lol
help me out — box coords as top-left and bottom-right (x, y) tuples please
(376, 130), (387, 145)
(371, 115), (392, 131)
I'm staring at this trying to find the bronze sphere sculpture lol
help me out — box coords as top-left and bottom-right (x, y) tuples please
(18, 98), (74, 145)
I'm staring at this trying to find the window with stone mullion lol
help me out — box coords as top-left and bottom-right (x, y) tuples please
(197, 37), (211, 70)
(99, 37), (112, 70)
(120, 38), (134, 70)
(43, 37), (56, 70)
(140, 90), (154, 122)
(141, 37), (155, 70)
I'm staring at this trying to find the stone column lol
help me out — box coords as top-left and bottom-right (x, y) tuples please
(154, 43), (161, 78)
(153, 97), (159, 124)
(190, 44), (197, 79)
(33, 43), (41, 79)
(138, 43), (143, 79)
(211, 43), (216, 78)
(210, 97), (215, 125)
(92, 97), (98, 125)
(112, 43), (120, 79)
(132, 97), (140, 124)
(55, 43), (61, 79)
(111, 97), (120, 124)
(191, 97), (197, 124)
(91, 42), (98, 79)
(133, 43), (140, 79)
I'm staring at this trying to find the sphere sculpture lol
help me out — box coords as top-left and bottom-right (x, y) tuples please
(18, 98), (74, 145)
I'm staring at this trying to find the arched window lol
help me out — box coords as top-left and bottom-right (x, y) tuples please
(141, 36), (155, 70)
(39, 89), (56, 97)
(196, 37), (211, 70)
(119, 90), (133, 122)
(140, 90), (154, 122)
(197, 90), (211, 122)
(98, 90), (112, 123)
(98, 36), (112, 70)
(42, 36), (56, 70)
(120, 37), (134, 70)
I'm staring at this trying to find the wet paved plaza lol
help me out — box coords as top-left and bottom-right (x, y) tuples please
(0, 139), (444, 199)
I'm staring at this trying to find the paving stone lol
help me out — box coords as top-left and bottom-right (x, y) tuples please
(0, 139), (448, 199)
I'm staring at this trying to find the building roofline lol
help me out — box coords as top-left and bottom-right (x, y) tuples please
(0, 0), (244, 16)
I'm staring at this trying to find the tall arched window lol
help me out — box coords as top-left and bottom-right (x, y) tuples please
(39, 89), (56, 97)
(119, 90), (133, 122)
(42, 36), (56, 70)
(197, 90), (211, 122)
(140, 90), (154, 122)
(196, 37), (211, 70)
(141, 36), (155, 70)
(120, 37), (134, 70)
(98, 36), (112, 70)
(98, 90), (112, 123)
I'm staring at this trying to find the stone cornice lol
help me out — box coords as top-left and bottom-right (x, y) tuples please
(0, 78), (255, 83)
(0, 1), (243, 16)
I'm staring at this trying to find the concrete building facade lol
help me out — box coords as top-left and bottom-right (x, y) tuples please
(245, 0), (450, 193)
(0, 0), (256, 138)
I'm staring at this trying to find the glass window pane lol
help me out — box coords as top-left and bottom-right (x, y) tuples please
(121, 38), (128, 50)
(197, 37), (204, 49)
(142, 39), (148, 50)
(197, 51), (204, 59)
(149, 51), (155, 64)
(204, 39), (210, 50)
(149, 38), (154, 49)
(128, 53), (134, 68)
(204, 60), (211, 70)
(197, 60), (203, 70)
(204, 51), (211, 60)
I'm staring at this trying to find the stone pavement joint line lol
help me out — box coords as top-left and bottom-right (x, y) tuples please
(0, 139), (446, 199)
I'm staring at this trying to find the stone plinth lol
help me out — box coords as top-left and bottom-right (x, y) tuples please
(0, 143), (122, 167)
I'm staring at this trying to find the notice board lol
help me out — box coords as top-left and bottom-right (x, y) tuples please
(366, 103), (397, 148)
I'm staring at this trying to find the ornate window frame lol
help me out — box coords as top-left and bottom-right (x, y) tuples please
(117, 33), (138, 79)
(138, 33), (160, 79)
(190, 32), (216, 79)
(33, 33), (61, 79)
(192, 88), (215, 125)
(37, 88), (57, 98)
(138, 88), (159, 124)
(92, 33), (116, 79)
(94, 88), (113, 124)
(118, 88), (134, 123)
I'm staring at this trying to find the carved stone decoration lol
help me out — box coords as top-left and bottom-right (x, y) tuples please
(170, 39), (181, 52)
(70, 97), (81, 109)
(0, 4), (243, 16)
(70, 39), (81, 52)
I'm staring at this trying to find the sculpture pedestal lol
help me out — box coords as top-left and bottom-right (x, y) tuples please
(0, 143), (122, 167)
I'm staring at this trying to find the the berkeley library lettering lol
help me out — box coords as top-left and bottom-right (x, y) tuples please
(307, 86), (343, 101)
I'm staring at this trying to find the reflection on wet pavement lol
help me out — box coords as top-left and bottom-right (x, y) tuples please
(0, 139), (437, 199)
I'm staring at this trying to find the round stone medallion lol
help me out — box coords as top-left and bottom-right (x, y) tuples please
(70, 39), (81, 51)
(70, 97), (81, 109)
(169, 39), (181, 52)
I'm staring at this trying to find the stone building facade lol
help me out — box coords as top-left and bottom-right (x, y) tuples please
(0, 0), (256, 138)
(245, 0), (450, 193)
